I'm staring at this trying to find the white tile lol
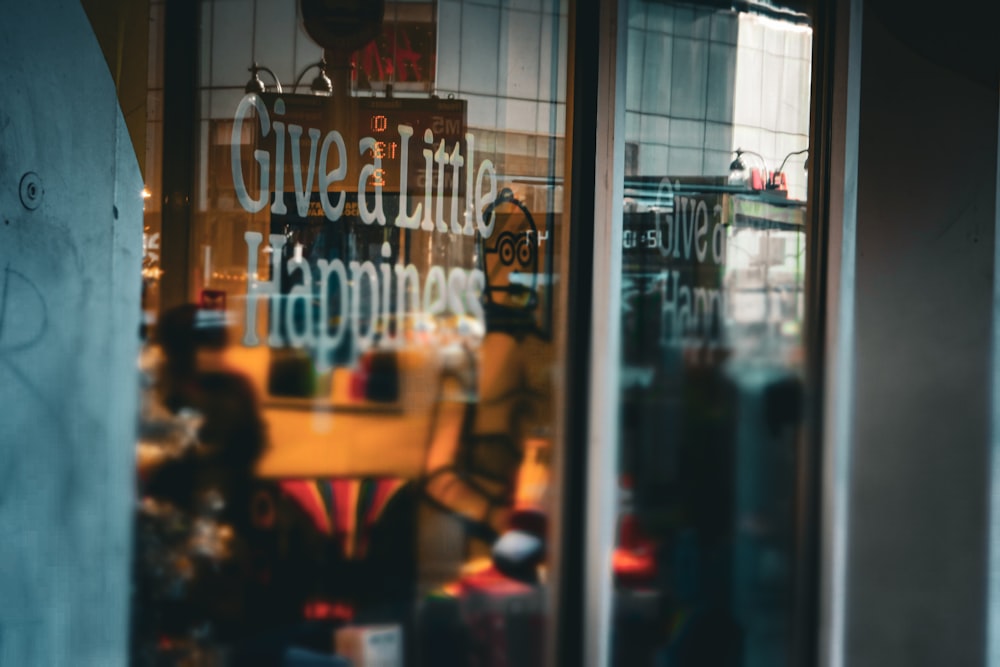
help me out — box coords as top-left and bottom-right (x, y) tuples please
(536, 102), (566, 135)
(437, 1), (462, 91)
(784, 31), (799, 60)
(732, 126), (762, 158)
(786, 30), (813, 61)
(738, 14), (765, 51)
(625, 29), (645, 112)
(763, 24), (786, 57)
(674, 6), (711, 41)
(465, 93), (498, 128)
(669, 38), (708, 120)
(625, 111), (641, 142)
(667, 147), (704, 176)
(502, 9), (543, 99)
(628, 0), (646, 29)
(640, 32), (672, 115)
(756, 129), (777, 165)
(733, 45), (763, 127)
(704, 149), (733, 177)
(646, 2), (674, 34)
(208, 88), (246, 120)
(212, 0), (254, 88)
(460, 4), (501, 95)
(640, 114), (670, 144)
(705, 121), (733, 152)
(639, 144), (668, 175)
(711, 11), (738, 45)
(669, 119), (704, 148)
(777, 57), (810, 135)
(538, 12), (556, 99)
(497, 6), (512, 88)
(760, 52), (782, 131)
(498, 98), (538, 133)
(254, 0), (297, 85)
(706, 42), (737, 123)
(556, 13), (568, 103)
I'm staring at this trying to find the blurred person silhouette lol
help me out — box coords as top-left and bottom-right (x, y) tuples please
(139, 303), (288, 648)
(147, 303), (265, 523)
(141, 304), (366, 664)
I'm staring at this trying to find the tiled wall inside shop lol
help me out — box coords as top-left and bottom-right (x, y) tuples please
(195, 0), (569, 205)
(626, 3), (811, 201)
(435, 0), (568, 137)
(195, 0), (567, 133)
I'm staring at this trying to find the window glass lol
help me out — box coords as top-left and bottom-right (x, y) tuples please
(613, 3), (812, 665)
(133, 1), (567, 664)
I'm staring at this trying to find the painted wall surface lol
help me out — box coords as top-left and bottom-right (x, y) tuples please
(0, 1), (143, 664)
(845, 9), (998, 666)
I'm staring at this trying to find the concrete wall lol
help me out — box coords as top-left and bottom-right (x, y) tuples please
(0, 1), (143, 664)
(841, 8), (998, 666)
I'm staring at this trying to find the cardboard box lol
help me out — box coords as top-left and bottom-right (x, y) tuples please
(334, 624), (403, 667)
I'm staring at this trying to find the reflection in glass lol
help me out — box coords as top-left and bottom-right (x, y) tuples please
(614, 2), (812, 665)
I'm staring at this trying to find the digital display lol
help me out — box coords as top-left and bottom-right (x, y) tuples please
(245, 93), (468, 218)
(357, 97), (467, 195)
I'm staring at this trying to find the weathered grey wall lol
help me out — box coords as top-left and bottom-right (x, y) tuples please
(0, 1), (142, 664)
(843, 8), (998, 666)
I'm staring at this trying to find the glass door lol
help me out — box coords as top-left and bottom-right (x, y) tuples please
(608, 2), (815, 665)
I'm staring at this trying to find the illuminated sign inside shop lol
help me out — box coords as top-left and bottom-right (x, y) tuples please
(357, 97), (467, 194)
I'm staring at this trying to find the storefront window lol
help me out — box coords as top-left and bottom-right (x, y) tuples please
(611, 2), (812, 665)
(134, 0), (567, 664)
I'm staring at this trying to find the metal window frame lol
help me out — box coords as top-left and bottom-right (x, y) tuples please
(553, 0), (625, 664)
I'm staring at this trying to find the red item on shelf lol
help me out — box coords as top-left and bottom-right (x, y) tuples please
(613, 476), (657, 588)
(303, 600), (354, 622)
